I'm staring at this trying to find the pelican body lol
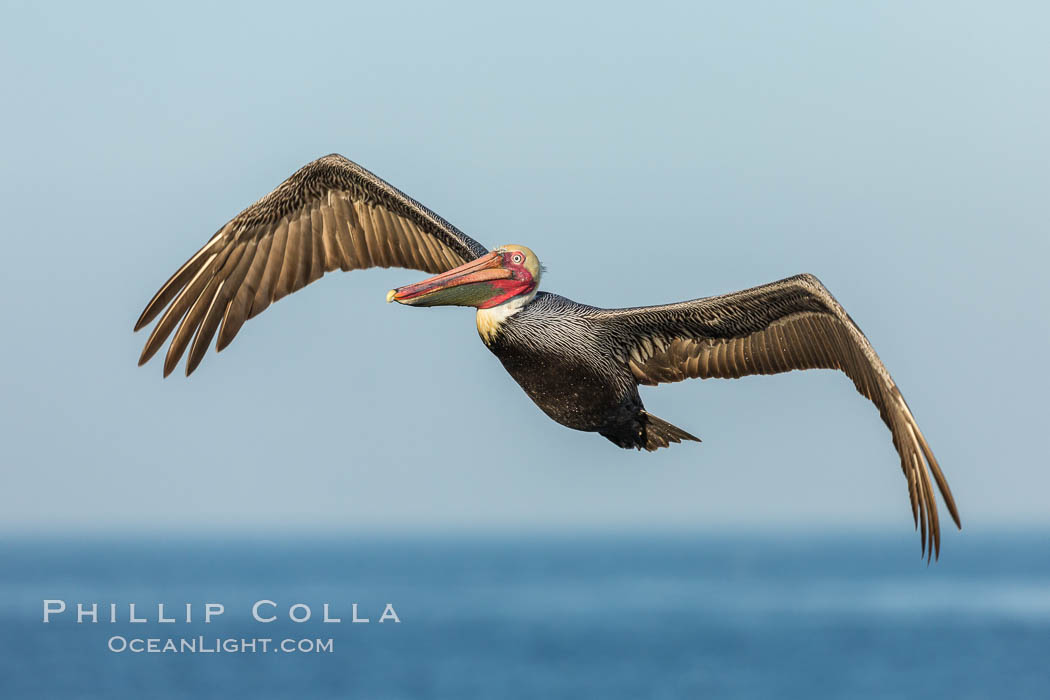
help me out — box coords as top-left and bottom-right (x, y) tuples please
(135, 154), (960, 558)
(483, 293), (667, 449)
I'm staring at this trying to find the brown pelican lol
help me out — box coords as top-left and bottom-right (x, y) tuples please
(135, 154), (960, 558)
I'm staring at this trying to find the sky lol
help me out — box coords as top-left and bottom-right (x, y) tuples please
(0, 1), (1046, 537)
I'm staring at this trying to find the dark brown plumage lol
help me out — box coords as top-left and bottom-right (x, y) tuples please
(135, 153), (960, 560)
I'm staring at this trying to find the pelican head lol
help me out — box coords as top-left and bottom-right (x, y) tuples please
(388, 245), (541, 309)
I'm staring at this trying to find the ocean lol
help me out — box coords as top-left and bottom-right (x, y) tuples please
(1, 532), (1047, 698)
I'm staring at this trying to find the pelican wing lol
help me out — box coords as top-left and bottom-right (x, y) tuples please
(135, 154), (489, 376)
(595, 273), (960, 559)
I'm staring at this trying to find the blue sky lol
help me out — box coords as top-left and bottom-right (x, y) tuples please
(0, 1), (1046, 535)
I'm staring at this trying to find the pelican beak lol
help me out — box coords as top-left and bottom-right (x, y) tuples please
(387, 252), (513, 307)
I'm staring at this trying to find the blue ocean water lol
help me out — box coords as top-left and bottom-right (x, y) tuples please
(0, 532), (1047, 699)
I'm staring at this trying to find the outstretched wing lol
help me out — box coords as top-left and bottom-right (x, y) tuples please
(594, 273), (960, 560)
(135, 154), (489, 376)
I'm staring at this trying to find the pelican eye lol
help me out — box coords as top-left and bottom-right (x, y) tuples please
(512, 253), (524, 264)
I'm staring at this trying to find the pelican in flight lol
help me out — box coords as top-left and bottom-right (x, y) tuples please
(135, 154), (960, 558)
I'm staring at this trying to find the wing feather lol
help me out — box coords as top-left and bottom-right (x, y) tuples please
(275, 213), (302, 302)
(328, 194), (356, 270)
(164, 273), (222, 377)
(138, 249), (226, 366)
(249, 218), (288, 319)
(223, 226), (273, 344)
(308, 205), (326, 277)
(186, 279), (228, 376)
(211, 237), (260, 353)
(319, 196), (341, 272)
